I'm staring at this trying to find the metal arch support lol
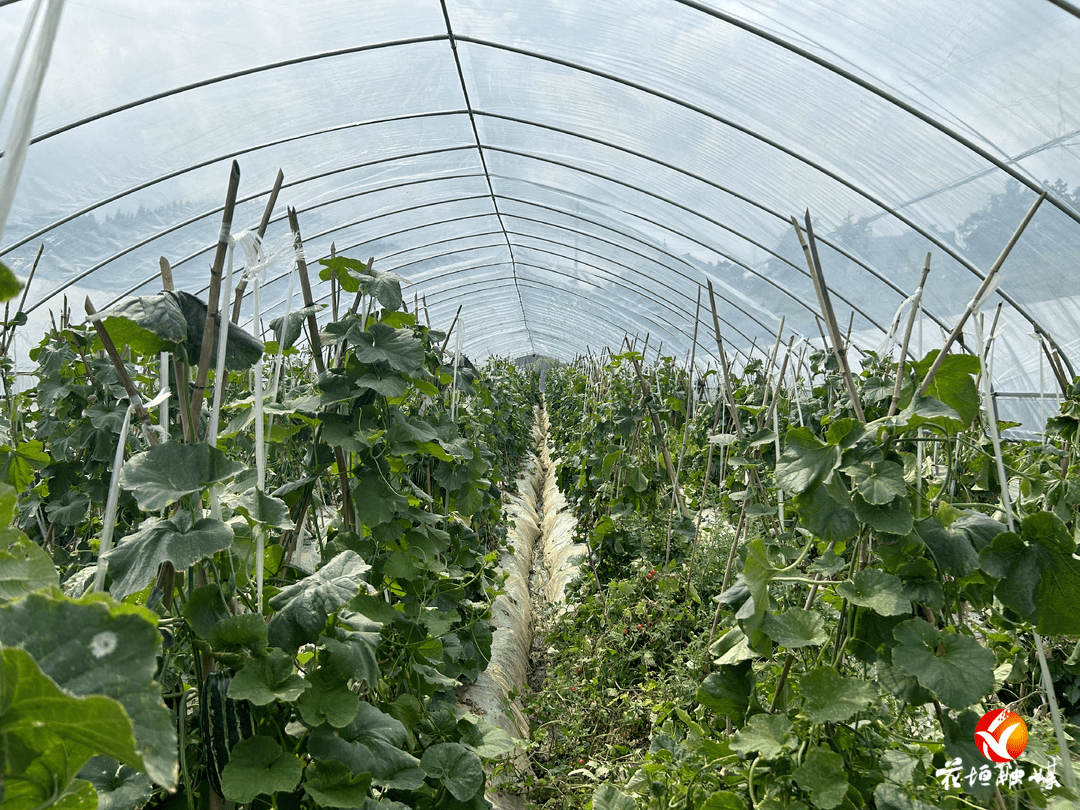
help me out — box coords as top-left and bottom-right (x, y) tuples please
(673, 0), (1080, 230)
(128, 184), (800, 353)
(251, 248), (741, 366)
(1045, 0), (1080, 19)
(3, 23), (1071, 360)
(31, 172), (492, 315)
(457, 37), (1071, 359)
(481, 149), (890, 336)
(0, 111), (473, 260)
(24, 114), (893, 346)
(437, 0), (534, 355)
(475, 110), (926, 314)
(4, 35), (453, 155)
(248, 249), (752, 368)
(422, 279), (758, 367)
(102, 209), (501, 308)
(257, 222), (773, 363)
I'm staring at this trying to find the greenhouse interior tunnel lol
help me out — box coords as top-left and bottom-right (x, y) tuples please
(3, 0), (1080, 435)
(12, 2), (1080, 810)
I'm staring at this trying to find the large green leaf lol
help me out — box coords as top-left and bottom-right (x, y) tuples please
(1, 648), (141, 772)
(761, 609), (828, 649)
(120, 442), (246, 511)
(799, 666), (878, 723)
(979, 528), (1080, 634)
(697, 662), (752, 722)
(269, 304), (322, 351)
(318, 256), (368, 293)
(323, 609), (383, 689)
(351, 322), (425, 375)
(102, 517), (233, 600)
(0, 533), (59, 602)
(233, 488), (294, 529)
(915, 517), (979, 577)
(847, 461), (907, 505)
(45, 490), (92, 528)
(729, 713), (794, 759)
(306, 702), (425, 790)
(835, 569), (910, 616)
(853, 492), (914, 535)
(366, 271), (405, 312)
(99, 294), (187, 356)
(171, 290), (264, 369)
(0, 593), (177, 786)
(874, 783), (938, 810)
(229, 648), (309, 705)
(792, 746), (849, 809)
(592, 784), (638, 810)
(0, 439), (50, 490)
(267, 551), (370, 652)
(793, 480), (858, 542)
(219, 736), (302, 803)
(303, 760), (373, 808)
(0, 260), (24, 301)
(420, 742), (484, 801)
(352, 468), (410, 528)
(892, 619), (994, 709)
(776, 428), (842, 495)
(1022, 510), (1075, 553)
(912, 351), (980, 428)
(79, 755), (155, 810)
(101, 291), (262, 368)
(296, 668), (360, 728)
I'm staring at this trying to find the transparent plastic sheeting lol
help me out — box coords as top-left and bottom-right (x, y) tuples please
(3, 0), (1080, 434)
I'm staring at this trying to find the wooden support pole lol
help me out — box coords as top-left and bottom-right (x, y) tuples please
(191, 161), (241, 426)
(887, 254), (932, 418)
(231, 169), (283, 324)
(287, 207), (325, 374)
(349, 256), (374, 315)
(918, 192), (1046, 397)
(84, 297), (160, 444)
(439, 305), (463, 358)
(629, 353), (689, 519)
(706, 281), (745, 439)
(793, 212), (866, 422)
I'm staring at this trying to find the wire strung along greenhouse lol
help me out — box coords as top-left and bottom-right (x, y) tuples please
(5, 2), (1080, 810)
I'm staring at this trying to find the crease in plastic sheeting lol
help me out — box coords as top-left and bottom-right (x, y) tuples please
(460, 405), (585, 810)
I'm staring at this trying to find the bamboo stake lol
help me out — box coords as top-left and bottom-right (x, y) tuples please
(629, 354), (689, 519)
(706, 282), (745, 440)
(191, 161), (241, 424)
(329, 242), (339, 323)
(973, 312), (1076, 791)
(665, 287), (701, 563)
(758, 316), (786, 429)
(439, 305), (463, 358)
(887, 254), (932, 418)
(232, 169), (283, 324)
(287, 207), (325, 374)
(349, 256), (374, 315)
(918, 192), (1046, 398)
(84, 297), (159, 445)
(0, 242), (41, 355)
(792, 212), (865, 422)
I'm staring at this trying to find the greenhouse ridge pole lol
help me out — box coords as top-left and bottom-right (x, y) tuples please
(437, 0), (534, 355)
